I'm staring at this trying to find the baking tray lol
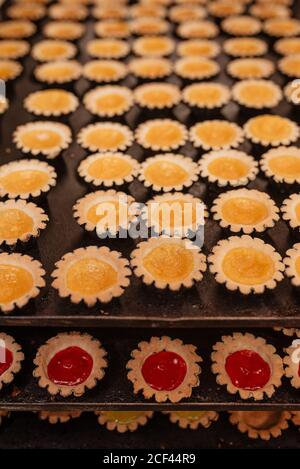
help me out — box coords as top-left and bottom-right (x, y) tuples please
(0, 411), (299, 449)
(1, 1), (300, 328)
(0, 327), (299, 411)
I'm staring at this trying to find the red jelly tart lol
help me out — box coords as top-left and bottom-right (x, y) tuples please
(33, 332), (107, 396)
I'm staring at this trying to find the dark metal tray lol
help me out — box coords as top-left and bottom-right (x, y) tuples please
(0, 327), (299, 411)
(0, 411), (299, 449)
(1, 1), (300, 328)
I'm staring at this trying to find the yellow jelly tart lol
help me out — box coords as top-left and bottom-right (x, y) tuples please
(264, 18), (300, 37)
(208, 0), (244, 18)
(94, 20), (130, 38)
(134, 83), (181, 109)
(224, 38), (267, 57)
(133, 35), (174, 57)
(244, 114), (299, 146)
(86, 39), (129, 59)
(211, 189), (279, 233)
(190, 120), (244, 151)
(183, 82), (230, 109)
(169, 5), (206, 22)
(260, 146), (300, 183)
(0, 20), (36, 39)
(129, 57), (172, 79)
(0, 40), (29, 59)
(13, 121), (72, 158)
(7, 3), (46, 20)
(0, 252), (45, 313)
(78, 122), (133, 153)
(222, 15), (262, 36)
(278, 54), (300, 78)
(209, 236), (284, 294)
(232, 79), (282, 108)
(167, 411), (219, 430)
(275, 37), (300, 55)
(24, 89), (79, 116)
(177, 20), (219, 39)
(0, 159), (56, 199)
(43, 21), (85, 41)
(48, 3), (88, 21)
(83, 59), (127, 82)
(52, 246), (131, 306)
(136, 119), (188, 151)
(229, 411), (291, 440)
(227, 58), (274, 79)
(34, 60), (82, 84)
(284, 243), (300, 287)
(177, 39), (220, 58)
(83, 85), (133, 117)
(0, 59), (22, 80)
(32, 40), (77, 62)
(175, 56), (220, 80)
(250, 3), (290, 19)
(130, 17), (169, 36)
(78, 152), (139, 187)
(282, 194), (300, 229)
(96, 411), (153, 433)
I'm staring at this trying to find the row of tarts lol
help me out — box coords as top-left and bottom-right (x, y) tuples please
(0, 330), (300, 401)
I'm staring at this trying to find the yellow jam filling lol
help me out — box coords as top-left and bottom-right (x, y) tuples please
(208, 157), (249, 179)
(181, 43), (213, 56)
(88, 41), (123, 56)
(86, 63), (119, 79)
(221, 198), (268, 225)
(88, 156), (132, 180)
(174, 411), (208, 421)
(145, 123), (183, 147)
(279, 40), (300, 55)
(0, 42), (24, 56)
(0, 208), (34, 239)
(144, 161), (188, 186)
(230, 40), (261, 55)
(143, 243), (194, 282)
(233, 63), (264, 78)
(29, 90), (72, 112)
(102, 411), (146, 425)
(101, 23), (128, 36)
(135, 62), (167, 76)
(187, 86), (221, 105)
(0, 64), (17, 80)
(38, 44), (69, 59)
(249, 116), (292, 141)
(41, 64), (76, 80)
(0, 264), (33, 303)
(195, 123), (237, 147)
(0, 169), (49, 194)
(141, 89), (173, 106)
(181, 61), (215, 75)
(84, 128), (126, 150)
(139, 38), (169, 54)
(94, 93), (127, 113)
(222, 247), (275, 285)
(238, 84), (276, 105)
(66, 257), (118, 295)
(283, 58), (300, 75)
(268, 155), (300, 177)
(86, 200), (123, 227)
(20, 129), (62, 151)
(154, 199), (198, 228)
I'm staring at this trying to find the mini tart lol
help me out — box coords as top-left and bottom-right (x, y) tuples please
(143, 192), (207, 236)
(139, 154), (198, 192)
(48, 4), (88, 21)
(43, 21), (85, 41)
(284, 340), (300, 388)
(212, 189), (279, 234)
(275, 38), (300, 56)
(224, 38), (267, 57)
(0, 159), (56, 199)
(78, 152), (139, 187)
(174, 57), (220, 80)
(278, 54), (300, 78)
(0, 21), (36, 39)
(86, 39), (129, 59)
(78, 122), (133, 153)
(127, 336), (202, 402)
(83, 86), (133, 117)
(130, 18), (169, 36)
(274, 327), (300, 337)
(134, 83), (181, 110)
(130, 4), (166, 18)
(13, 121), (72, 159)
(83, 60), (127, 83)
(96, 411), (153, 433)
(133, 36), (174, 57)
(177, 20), (219, 39)
(136, 120), (188, 152)
(92, 6), (127, 20)
(284, 243), (300, 286)
(38, 411), (82, 424)
(167, 411), (219, 430)
(209, 236), (284, 294)
(227, 58), (274, 79)
(229, 411), (291, 440)
(34, 60), (82, 84)
(0, 333), (24, 389)
(261, 147), (300, 184)
(33, 332), (107, 397)
(24, 89), (79, 117)
(250, 4), (290, 19)
(212, 332), (283, 400)
(183, 82), (230, 109)
(190, 120), (244, 151)
(0, 40), (30, 59)
(95, 20), (130, 39)
(169, 5), (206, 23)
(177, 39), (220, 58)
(0, 60), (22, 81)
(52, 246), (131, 306)
(264, 18), (300, 37)
(131, 237), (206, 290)
(282, 194), (300, 229)
(208, 0), (244, 18)
(129, 58), (172, 79)
(222, 16), (262, 36)
(0, 199), (48, 245)
(199, 150), (258, 187)
(0, 252), (45, 313)
(73, 189), (138, 235)
(32, 40), (76, 62)
(7, 3), (46, 20)
(232, 79), (282, 109)
(244, 115), (299, 147)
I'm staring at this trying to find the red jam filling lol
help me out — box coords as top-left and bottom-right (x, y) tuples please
(47, 346), (93, 386)
(0, 346), (13, 376)
(141, 350), (187, 391)
(298, 363), (300, 378)
(225, 349), (271, 390)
